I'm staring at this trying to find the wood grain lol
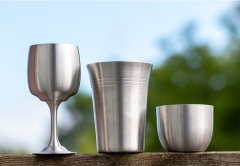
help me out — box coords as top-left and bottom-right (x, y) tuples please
(1, 152), (240, 166)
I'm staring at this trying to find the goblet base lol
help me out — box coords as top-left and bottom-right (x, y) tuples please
(32, 145), (76, 155)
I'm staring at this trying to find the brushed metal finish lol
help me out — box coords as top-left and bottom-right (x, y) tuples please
(156, 104), (213, 152)
(87, 61), (152, 153)
(28, 43), (80, 154)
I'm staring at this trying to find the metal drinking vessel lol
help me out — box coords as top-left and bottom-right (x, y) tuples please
(87, 61), (152, 153)
(28, 43), (80, 154)
(156, 104), (213, 152)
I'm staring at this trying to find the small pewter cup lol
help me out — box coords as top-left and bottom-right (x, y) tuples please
(156, 104), (213, 152)
(87, 61), (152, 153)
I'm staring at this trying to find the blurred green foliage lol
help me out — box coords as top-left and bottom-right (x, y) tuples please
(0, 146), (28, 154)
(59, 4), (240, 153)
(59, 93), (96, 153)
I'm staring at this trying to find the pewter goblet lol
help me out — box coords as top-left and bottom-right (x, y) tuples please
(28, 43), (80, 154)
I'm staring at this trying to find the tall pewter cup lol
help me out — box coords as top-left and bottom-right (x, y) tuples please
(87, 61), (152, 153)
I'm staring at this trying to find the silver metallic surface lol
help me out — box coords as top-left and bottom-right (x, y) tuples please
(28, 43), (80, 154)
(87, 61), (152, 153)
(156, 104), (213, 152)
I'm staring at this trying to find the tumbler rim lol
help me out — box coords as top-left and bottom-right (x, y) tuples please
(30, 43), (78, 47)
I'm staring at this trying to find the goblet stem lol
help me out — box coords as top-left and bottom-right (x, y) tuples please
(46, 100), (61, 147)
(32, 100), (76, 154)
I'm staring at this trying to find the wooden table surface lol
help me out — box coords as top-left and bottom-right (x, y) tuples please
(1, 152), (239, 165)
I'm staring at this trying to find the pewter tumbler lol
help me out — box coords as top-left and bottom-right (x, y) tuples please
(87, 61), (152, 153)
(28, 43), (80, 154)
(156, 104), (213, 152)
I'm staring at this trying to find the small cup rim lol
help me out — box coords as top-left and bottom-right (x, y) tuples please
(87, 61), (153, 67)
(156, 104), (213, 109)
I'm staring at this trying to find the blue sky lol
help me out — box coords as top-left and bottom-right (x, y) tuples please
(0, 1), (232, 153)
